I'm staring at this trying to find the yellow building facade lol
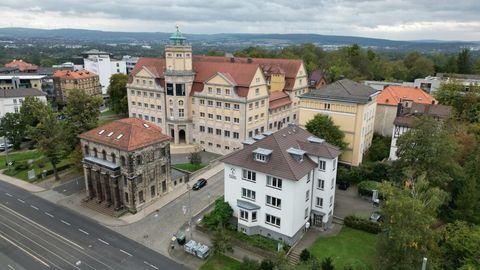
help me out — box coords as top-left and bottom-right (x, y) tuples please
(299, 79), (378, 166)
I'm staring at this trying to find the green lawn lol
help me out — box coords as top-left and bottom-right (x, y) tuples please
(174, 163), (206, 172)
(0, 150), (42, 169)
(309, 227), (378, 269)
(200, 253), (241, 270)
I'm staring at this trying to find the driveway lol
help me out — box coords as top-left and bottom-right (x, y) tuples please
(334, 183), (375, 219)
(111, 170), (224, 255)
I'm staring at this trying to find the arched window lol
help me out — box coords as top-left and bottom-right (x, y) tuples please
(178, 100), (184, 106)
(84, 145), (89, 156)
(120, 156), (126, 166)
(102, 150), (107, 160)
(111, 153), (116, 164)
(93, 148), (98, 158)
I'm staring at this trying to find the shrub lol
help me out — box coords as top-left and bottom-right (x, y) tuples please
(202, 197), (233, 229)
(14, 161), (29, 170)
(357, 181), (382, 197)
(344, 215), (381, 234)
(300, 248), (311, 262)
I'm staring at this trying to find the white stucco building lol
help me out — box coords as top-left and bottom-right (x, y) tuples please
(83, 50), (127, 95)
(222, 125), (340, 245)
(0, 88), (47, 117)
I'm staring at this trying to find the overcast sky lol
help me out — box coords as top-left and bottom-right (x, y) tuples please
(1, 0), (479, 41)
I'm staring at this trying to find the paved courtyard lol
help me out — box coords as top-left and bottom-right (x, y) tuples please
(334, 183), (376, 219)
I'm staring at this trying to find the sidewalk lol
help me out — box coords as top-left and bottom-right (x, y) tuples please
(0, 172), (45, 193)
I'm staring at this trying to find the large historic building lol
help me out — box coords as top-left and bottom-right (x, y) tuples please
(127, 27), (309, 154)
(222, 125), (340, 245)
(299, 79), (379, 166)
(53, 70), (102, 102)
(79, 118), (172, 214)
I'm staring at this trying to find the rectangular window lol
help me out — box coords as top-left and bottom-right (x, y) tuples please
(157, 105), (161, 110)
(225, 103), (231, 109)
(225, 116), (231, 122)
(305, 208), (309, 219)
(333, 159), (336, 171)
(265, 214), (280, 227)
(331, 178), (335, 189)
(234, 118), (239, 123)
(249, 103), (253, 109)
(266, 195), (281, 209)
(318, 160), (326, 171)
(225, 89), (230, 95)
(157, 118), (162, 123)
(306, 190), (310, 201)
(255, 88), (259, 95)
(241, 188), (256, 201)
(200, 112), (205, 117)
(207, 127), (213, 134)
(224, 130), (230, 137)
(307, 171), (311, 183)
(208, 100), (213, 107)
(261, 100), (265, 107)
(234, 104), (240, 110)
(324, 103), (331, 110)
(242, 169), (256, 182)
(267, 176), (282, 189)
(252, 211), (257, 221)
(216, 101), (222, 108)
(200, 126), (205, 132)
(216, 88), (221, 95)
(150, 104), (155, 108)
(239, 210), (249, 221)
(317, 179), (325, 190)
(316, 197), (323, 208)
(200, 99), (205, 105)
(216, 115), (222, 120)
(233, 132), (239, 139)
(330, 196), (333, 207)
(255, 102), (259, 108)
(208, 113), (213, 119)
(179, 109), (184, 118)
(208, 87), (212, 94)
(216, 129), (222, 135)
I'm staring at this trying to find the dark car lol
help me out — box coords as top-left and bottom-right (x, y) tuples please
(192, 178), (207, 190)
(337, 181), (350, 190)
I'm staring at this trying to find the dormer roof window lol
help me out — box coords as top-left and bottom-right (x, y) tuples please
(307, 136), (325, 144)
(287, 147), (306, 162)
(253, 147), (272, 163)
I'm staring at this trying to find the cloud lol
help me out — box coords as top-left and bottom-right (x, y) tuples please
(0, 0), (479, 40)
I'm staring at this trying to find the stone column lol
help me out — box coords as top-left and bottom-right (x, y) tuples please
(100, 172), (109, 206)
(110, 175), (121, 210)
(85, 166), (94, 199)
(92, 168), (102, 203)
(128, 175), (137, 214)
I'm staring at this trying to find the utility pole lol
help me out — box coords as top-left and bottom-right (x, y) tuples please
(187, 183), (193, 240)
(421, 257), (427, 270)
(4, 136), (11, 173)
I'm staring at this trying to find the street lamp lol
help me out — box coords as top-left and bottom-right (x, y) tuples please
(421, 257), (427, 270)
(186, 183), (193, 240)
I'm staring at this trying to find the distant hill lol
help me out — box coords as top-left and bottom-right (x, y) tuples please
(0, 27), (478, 52)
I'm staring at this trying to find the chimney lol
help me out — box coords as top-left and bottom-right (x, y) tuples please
(230, 57), (235, 63)
(247, 58), (252, 64)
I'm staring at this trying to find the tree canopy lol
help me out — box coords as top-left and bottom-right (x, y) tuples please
(305, 114), (347, 150)
(107, 73), (129, 115)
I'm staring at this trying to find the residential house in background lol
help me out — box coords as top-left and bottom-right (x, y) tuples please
(83, 50), (127, 95)
(413, 73), (480, 94)
(0, 74), (46, 90)
(52, 70), (102, 103)
(127, 27), (309, 155)
(375, 85), (436, 136)
(308, 70), (328, 89)
(4, 59), (38, 73)
(79, 118), (172, 215)
(363, 80), (414, 91)
(299, 79), (379, 166)
(389, 102), (452, 160)
(0, 88), (46, 117)
(222, 125), (340, 245)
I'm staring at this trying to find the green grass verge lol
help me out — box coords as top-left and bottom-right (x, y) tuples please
(174, 163), (206, 172)
(0, 150), (42, 170)
(309, 227), (378, 269)
(200, 253), (241, 270)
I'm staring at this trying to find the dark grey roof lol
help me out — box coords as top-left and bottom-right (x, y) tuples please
(222, 126), (340, 181)
(394, 102), (452, 128)
(300, 79), (379, 104)
(237, 199), (260, 210)
(0, 88), (46, 98)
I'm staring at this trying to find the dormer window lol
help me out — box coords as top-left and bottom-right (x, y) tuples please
(252, 148), (272, 163)
(287, 147), (306, 162)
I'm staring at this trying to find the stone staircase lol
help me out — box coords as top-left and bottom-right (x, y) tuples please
(82, 199), (126, 217)
(287, 251), (301, 266)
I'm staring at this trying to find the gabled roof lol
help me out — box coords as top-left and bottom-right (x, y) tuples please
(53, 70), (98, 80)
(79, 118), (170, 151)
(301, 79), (379, 104)
(5, 59), (38, 72)
(309, 69), (327, 83)
(222, 126), (340, 181)
(0, 88), (46, 98)
(378, 86), (435, 106)
(128, 57), (166, 83)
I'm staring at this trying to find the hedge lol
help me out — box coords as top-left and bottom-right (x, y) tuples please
(357, 180), (382, 198)
(36, 164), (72, 179)
(344, 215), (382, 234)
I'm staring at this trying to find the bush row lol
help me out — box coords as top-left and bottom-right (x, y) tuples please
(36, 164), (72, 179)
(344, 215), (381, 234)
(357, 180), (383, 198)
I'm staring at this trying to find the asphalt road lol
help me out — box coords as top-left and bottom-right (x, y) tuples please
(52, 175), (85, 196)
(0, 181), (187, 270)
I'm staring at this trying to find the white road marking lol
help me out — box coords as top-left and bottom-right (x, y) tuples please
(30, 205), (39, 210)
(17, 199), (25, 204)
(60, 220), (71, 226)
(98, 238), (110, 245)
(44, 212), (54, 218)
(0, 233), (50, 268)
(5, 193), (12, 197)
(8, 265), (15, 270)
(144, 261), (158, 270)
(120, 249), (132, 257)
(78, 229), (89, 235)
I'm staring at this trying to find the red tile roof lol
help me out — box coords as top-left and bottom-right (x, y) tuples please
(269, 91), (292, 110)
(5, 59), (38, 72)
(378, 86), (435, 106)
(79, 118), (170, 151)
(53, 70), (98, 79)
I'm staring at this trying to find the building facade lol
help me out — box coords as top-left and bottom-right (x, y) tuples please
(127, 27), (308, 155)
(389, 102), (452, 160)
(52, 70), (102, 102)
(0, 74), (45, 90)
(83, 50), (127, 95)
(374, 85), (435, 136)
(222, 125), (340, 245)
(79, 118), (172, 214)
(299, 79), (379, 166)
(0, 88), (47, 117)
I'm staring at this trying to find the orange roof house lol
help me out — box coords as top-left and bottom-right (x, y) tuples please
(374, 86), (436, 136)
(5, 59), (38, 73)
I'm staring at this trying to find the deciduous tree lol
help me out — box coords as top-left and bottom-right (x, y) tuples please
(0, 113), (25, 150)
(305, 114), (347, 150)
(20, 96), (49, 128)
(107, 74), (129, 115)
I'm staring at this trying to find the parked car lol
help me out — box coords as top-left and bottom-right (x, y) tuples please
(0, 143), (13, 151)
(192, 178), (207, 190)
(337, 181), (350, 190)
(369, 211), (383, 222)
